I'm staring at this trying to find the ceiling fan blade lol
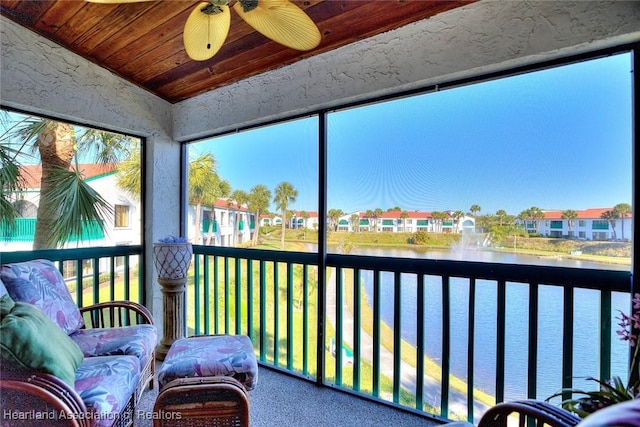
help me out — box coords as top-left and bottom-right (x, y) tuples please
(85, 0), (155, 3)
(233, 0), (321, 51)
(183, 2), (231, 61)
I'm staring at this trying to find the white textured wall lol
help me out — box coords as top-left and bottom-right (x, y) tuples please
(173, 0), (640, 141)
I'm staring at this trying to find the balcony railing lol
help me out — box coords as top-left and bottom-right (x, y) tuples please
(189, 245), (632, 424)
(1, 218), (106, 242)
(2, 245), (632, 424)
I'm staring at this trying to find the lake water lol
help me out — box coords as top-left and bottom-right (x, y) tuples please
(340, 245), (631, 402)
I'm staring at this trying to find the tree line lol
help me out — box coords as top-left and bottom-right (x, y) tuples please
(1, 114), (632, 250)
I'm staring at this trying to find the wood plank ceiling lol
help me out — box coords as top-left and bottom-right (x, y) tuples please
(1, 0), (473, 104)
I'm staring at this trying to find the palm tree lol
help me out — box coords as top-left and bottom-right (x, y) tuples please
(453, 210), (464, 233)
(229, 189), (249, 245)
(2, 116), (132, 249)
(364, 210), (375, 232)
(115, 145), (142, 201)
(562, 209), (578, 238)
(519, 206), (545, 234)
(204, 178), (230, 245)
(300, 210), (310, 229)
(400, 211), (409, 232)
(601, 210), (618, 240)
(496, 209), (508, 226)
(614, 203), (631, 240)
(327, 208), (344, 232)
(374, 208), (384, 232)
(274, 181), (298, 250)
(248, 184), (271, 246)
(188, 152), (219, 245)
(469, 204), (481, 232)
(431, 211), (447, 233)
(350, 213), (360, 232)
(0, 142), (26, 233)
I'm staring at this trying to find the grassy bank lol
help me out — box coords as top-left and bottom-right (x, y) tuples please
(269, 227), (631, 266)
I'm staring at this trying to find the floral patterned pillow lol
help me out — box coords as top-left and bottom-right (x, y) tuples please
(0, 259), (84, 335)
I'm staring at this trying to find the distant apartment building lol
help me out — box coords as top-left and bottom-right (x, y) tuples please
(190, 199), (255, 246)
(336, 211), (476, 233)
(528, 208), (633, 241)
(258, 212), (319, 230)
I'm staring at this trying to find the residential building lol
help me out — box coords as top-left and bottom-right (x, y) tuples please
(1, 164), (141, 252)
(525, 208), (633, 241)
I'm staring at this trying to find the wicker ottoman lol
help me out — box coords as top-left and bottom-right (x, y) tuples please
(153, 335), (258, 427)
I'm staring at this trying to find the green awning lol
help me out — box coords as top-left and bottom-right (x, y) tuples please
(382, 219), (394, 226)
(417, 220), (429, 226)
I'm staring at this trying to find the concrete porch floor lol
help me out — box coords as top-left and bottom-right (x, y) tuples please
(133, 364), (443, 427)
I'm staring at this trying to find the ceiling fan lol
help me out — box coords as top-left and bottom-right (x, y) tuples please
(85, 0), (322, 61)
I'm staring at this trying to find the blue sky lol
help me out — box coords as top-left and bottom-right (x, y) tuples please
(198, 52), (632, 216)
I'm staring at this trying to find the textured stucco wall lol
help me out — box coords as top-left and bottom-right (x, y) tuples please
(173, 0), (640, 142)
(0, 16), (177, 326)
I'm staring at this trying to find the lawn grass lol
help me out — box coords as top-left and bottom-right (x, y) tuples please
(184, 250), (435, 412)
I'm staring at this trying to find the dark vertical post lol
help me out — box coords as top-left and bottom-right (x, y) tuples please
(416, 273), (425, 412)
(630, 45), (639, 385)
(316, 113), (328, 386)
(496, 280), (506, 404)
(527, 283), (539, 400)
(467, 278), (476, 422)
(303, 264), (309, 376)
(441, 276), (451, 417)
(393, 271), (402, 404)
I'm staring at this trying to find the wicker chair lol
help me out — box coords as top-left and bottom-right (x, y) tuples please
(0, 373), (90, 427)
(477, 400), (581, 427)
(476, 398), (640, 427)
(153, 376), (249, 427)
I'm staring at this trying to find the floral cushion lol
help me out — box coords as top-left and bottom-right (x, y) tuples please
(157, 335), (258, 391)
(75, 355), (140, 427)
(0, 259), (84, 335)
(70, 324), (157, 370)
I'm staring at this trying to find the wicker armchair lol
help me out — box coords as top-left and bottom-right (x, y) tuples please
(79, 300), (156, 401)
(476, 398), (640, 427)
(153, 376), (250, 427)
(0, 373), (90, 427)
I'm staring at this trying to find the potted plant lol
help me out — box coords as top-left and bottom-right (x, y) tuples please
(153, 236), (193, 280)
(547, 293), (640, 417)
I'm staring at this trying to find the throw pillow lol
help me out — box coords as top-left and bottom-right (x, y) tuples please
(0, 300), (84, 387)
(0, 259), (84, 334)
(0, 277), (7, 298)
(0, 293), (15, 317)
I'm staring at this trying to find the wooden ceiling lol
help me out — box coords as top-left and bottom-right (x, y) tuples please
(1, 0), (473, 104)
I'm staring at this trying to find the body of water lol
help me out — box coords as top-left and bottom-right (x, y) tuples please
(347, 246), (631, 402)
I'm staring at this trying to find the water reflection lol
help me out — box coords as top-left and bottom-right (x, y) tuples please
(324, 244), (630, 403)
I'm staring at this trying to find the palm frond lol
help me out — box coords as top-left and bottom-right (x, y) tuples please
(40, 166), (113, 247)
(75, 129), (134, 164)
(115, 146), (141, 202)
(0, 143), (27, 229)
